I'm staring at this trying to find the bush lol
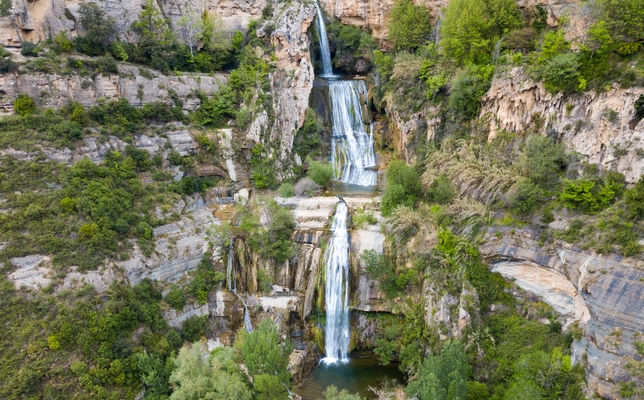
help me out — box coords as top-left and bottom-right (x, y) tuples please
(96, 56), (119, 75)
(541, 53), (582, 94)
(20, 41), (39, 57)
(596, 0), (644, 46)
(0, 56), (17, 73)
(164, 285), (186, 310)
(518, 135), (568, 188)
(440, 0), (491, 64)
(278, 183), (295, 198)
(447, 65), (493, 121)
(181, 315), (207, 342)
(559, 175), (623, 214)
(14, 94), (36, 116)
(625, 176), (644, 220)
(388, 0), (433, 52)
(510, 179), (541, 215)
(54, 32), (73, 53)
(426, 174), (456, 204)
(307, 160), (334, 188)
(381, 161), (422, 216)
(78, 2), (117, 55)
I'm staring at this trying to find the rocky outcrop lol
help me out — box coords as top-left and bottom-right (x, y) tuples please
(322, 0), (582, 47)
(0, 0), (266, 46)
(481, 67), (644, 183)
(251, 1), (316, 168)
(0, 64), (225, 114)
(481, 228), (644, 399)
(8, 254), (53, 290)
(121, 196), (220, 285)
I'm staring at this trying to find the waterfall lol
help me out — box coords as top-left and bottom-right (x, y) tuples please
(315, 1), (334, 77)
(330, 80), (378, 186)
(322, 201), (350, 364)
(225, 238), (252, 333)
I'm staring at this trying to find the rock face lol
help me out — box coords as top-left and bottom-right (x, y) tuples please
(8, 255), (52, 290)
(0, 64), (225, 114)
(251, 1), (316, 167)
(481, 228), (644, 399)
(121, 196), (220, 285)
(322, 0), (581, 47)
(481, 67), (644, 183)
(0, 0), (266, 46)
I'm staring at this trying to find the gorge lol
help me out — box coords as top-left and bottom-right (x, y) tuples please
(0, 0), (644, 399)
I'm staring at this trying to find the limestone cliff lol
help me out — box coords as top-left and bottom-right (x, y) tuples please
(481, 67), (644, 183)
(481, 228), (644, 399)
(322, 0), (582, 47)
(0, 0), (266, 46)
(0, 63), (225, 114)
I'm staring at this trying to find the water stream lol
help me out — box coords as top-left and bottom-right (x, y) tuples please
(315, 1), (335, 78)
(329, 80), (377, 187)
(322, 201), (351, 364)
(225, 238), (252, 333)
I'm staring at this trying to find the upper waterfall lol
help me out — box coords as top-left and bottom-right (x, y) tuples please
(330, 80), (378, 186)
(322, 200), (351, 364)
(315, 1), (335, 77)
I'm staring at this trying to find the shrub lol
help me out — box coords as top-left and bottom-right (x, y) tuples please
(54, 32), (73, 53)
(307, 160), (334, 188)
(181, 315), (207, 342)
(625, 176), (644, 220)
(20, 41), (39, 57)
(278, 183), (295, 198)
(559, 175), (623, 214)
(537, 30), (570, 64)
(381, 161), (422, 216)
(14, 94), (36, 116)
(96, 56), (119, 75)
(388, 0), (433, 52)
(596, 0), (644, 46)
(78, 2), (117, 55)
(518, 135), (568, 188)
(0, 56), (17, 73)
(426, 174), (456, 204)
(541, 53), (582, 94)
(635, 94), (644, 120)
(440, 0), (491, 64)
(510, 179), (541, 215)
(294, 108), (324, 159)
(447, 65), (493, 121)
(164, 285), (186, 310)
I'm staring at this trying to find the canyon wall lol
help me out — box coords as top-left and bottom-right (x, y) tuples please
(481, 67), (644, 183)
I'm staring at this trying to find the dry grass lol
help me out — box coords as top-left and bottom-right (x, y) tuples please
(446, 197), (489, 238)
(422, 139), (523, 206)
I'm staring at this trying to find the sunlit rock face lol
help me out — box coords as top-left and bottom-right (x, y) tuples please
(481, 67), (644, 183)
(481, 228), (644, 399)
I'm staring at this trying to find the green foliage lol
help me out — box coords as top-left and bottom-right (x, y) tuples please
(517, 135), (568, 188)
(328, 20), (377, 72)
(181, 315), (208, 342)
(426, 175), (456, 204)
(388, 0), (433, 52)
(278, 183), (295, 198)
(625, 176), (644, 220)
(352, 207), (378, 229)
(447, 65), (493, 121)
(187, 253), (225, 304)
(171, 344), (252, 400)
(294, 108), (324, 159)
(54, 32), (73, 53)
(405, 340), (469, 400)
(165, 285), (186, 310)
(509, 179), (541, 215)
(537, 30), (570, 64)
(262, 202), (297, 263)
(381, 161), (422, 216)
(0, 53), (17, 73)
(440, 0), (491, 64)
(236, 319), (293, 400)
(559, 173), (624, 214)
(308, 159), (334, 189)
(20, 41), (39, 57)
(486, 0), (523, 37)
(0, 0), (10, 17)
(595, 0), (644, 48)
(14, 94), (36, 116)
(540, 53), (582, 94)
(78, 2), (117, 56)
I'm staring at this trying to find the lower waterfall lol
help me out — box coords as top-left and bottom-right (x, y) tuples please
(322, 201), (351, 364)
(329, 80), (377, 187)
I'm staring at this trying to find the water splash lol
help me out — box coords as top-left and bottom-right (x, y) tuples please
(330, 80), (377, 187)
(225, 238), (252, 333)
(322, 201), (350, 364)
(315, 1), (335, 78)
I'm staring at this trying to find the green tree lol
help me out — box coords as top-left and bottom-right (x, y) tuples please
(165, 285), (186, 310)
(486, 0), (523, 37)
(308, 159), (334, 188)
(541, 53), (581, 94)
(323, 385), (364, 400)
(237, 319), (293, 400)
(596, 0), (644, 52)
(14, 94), (36, 116)
(78, 3), (117, 55)
(406, 341), (469, 400)
(388, 0), (433, 52)
(440, 0), (492, 64)
(537, 30), (570, 64)
(517, 135), (568, 188)
(169, 343), (252, 400)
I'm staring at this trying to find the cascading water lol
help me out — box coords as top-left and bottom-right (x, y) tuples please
(329, 80), (378, 186)
(225, 238), (252, 333)
(314, 1), (334, 77)
(322, 201), (351, 364)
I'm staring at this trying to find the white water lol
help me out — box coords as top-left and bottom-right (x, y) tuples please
(226, 239), (252, 333)
(322, 201), (351, 364)
(315, 1), (335, 77)
(330, 80), (378, 186)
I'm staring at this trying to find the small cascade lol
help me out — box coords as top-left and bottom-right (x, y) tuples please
(329, 80), (377, 186)
(225, 238), (252, 333)
(322, 201), (350, 364)
(314, 1), (335, 77)
(226, 238), (236, 292)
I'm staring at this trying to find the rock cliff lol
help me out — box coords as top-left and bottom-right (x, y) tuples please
(0, 0), (266, 46)
(481, 228), (644, 399)
(0, 64), (225, 114)
(481, 67), (644, 183)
